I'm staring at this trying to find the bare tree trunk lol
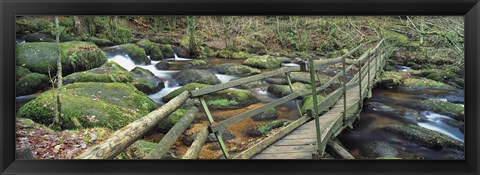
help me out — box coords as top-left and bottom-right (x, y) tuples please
(51, 16), (62, 130)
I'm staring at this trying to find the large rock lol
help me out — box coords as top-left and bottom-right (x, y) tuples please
(16, 66), (32, 81)
(161, 44), (175, 58)
(267, 82), (311, 98)
(402, 78), (454, 90)
(63, 62), (134, 84)
(365, 141), (399, 158)
(378, 71), (404, 88)
(417, 99), (464, 121)
(117, 44), (151, 65)
(162, 83), (257, 109)
(16, 42), (108, 75)
(173, 69), (221, 86)
(137, 39), (163, 60)
(242, 55), (282, 69)
(173, 46), (190, 58)
(17, 82), (158, 130)
(86, 37), (113, 47)
(154, 61), (171, 70)
(24, 32), (54, 42)
(131, 67), (164, 94)
(246, 41), (267, 55)
(16, 73), (50, 96)
(206, 130), (236, 143)
(214, 63), (261, 76)
(384, 124), (464, 151)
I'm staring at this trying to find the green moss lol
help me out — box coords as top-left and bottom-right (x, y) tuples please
(161, 44), (175, 58)
(24, 33), (55, 42)
(63, 61), (134, 84)
(242, 55), (281, 69)
(413, 68), (463, 88)
(158, 109), (188, 132)
(137, 39), (164, 60)
(232, 51), (251, 59)
(419, 99), (464, 121)
(17, 82), (158, 130)
(118, 44), (150, 64)
(86, 37), (113, 46)
(217, 50), (234, 58)
(252, 108), (278, 121)
(16, 66), (32, 81)
(131, 67), (164, 94)
(191, 59), (207, 66)
(378, 71), (404, 88)
(256, 119), (290, 135)
(301, 95), (326, 113)
(214, 63), (261, 76)
(403, 78), (453, 90)
(16, 18), (52, 34)
(267, 82), (311, 98)
(173, 69), (221, 85)
(117, 140), (158, 159)
(235, 81), (262, 89)
(16, 73), (50, 96)
(383, 30), (409, 47)
(247, 41), (267, 55)
(16, 42), (107, 75)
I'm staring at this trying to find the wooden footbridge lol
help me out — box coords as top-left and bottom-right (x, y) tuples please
(76, 39), (395, 159)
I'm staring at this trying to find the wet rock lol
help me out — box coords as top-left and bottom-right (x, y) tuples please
(154, 61), (170, 70)
(131, 67), (165, 94)
(365, 141), (399, 158)
(444, 153), (465, 160)
(417, 99), (464, 121)
(16, 41), (107, 75)
(402, 110), (423, 123)
(16, 73), (49, 96)
(206, 130), (236, 143)
(366, 102), (395, 112)
(161, 44), (175, 58)
(247, 119), (290, 137)
(173, 46), (190, 58)
(173, 69), (221, 85)
(117, 44), (151, 65)
(242, 55), (281, 69)
(301, 95), (326, 114)
(214, 63), (261, 76)
(267, 82), (311, 98)
(86, 37), (113, 47)
(251, 108), (278, 121)
(378, 71), (404, 88)
(24, 32), (54, 42)
(235, 81), (262, 89)
(265, 78), (287, 85)
(16, 66), (32, 81)
(402, 78), (454, 90)
(63, 62), (134, 85)
(136, 39), (163, 60)
(17, 82), (158, 130)
(384, 124), (464, 151)
(446, 90), (464, 104)
(246, 41), (267, 55)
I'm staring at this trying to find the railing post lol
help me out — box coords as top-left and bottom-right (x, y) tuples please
(358, 58), (362, 109)
(342, 57), (347, 121)
(286, 73), (303, 118)
(309, 58), (322, 158)
(367, 54), (371, 98)
(199, 97), (230, 159)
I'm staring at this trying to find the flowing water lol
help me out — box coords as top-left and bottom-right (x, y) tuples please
(338, 67), (465, 159)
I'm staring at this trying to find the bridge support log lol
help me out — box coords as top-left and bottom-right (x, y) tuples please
(326, 140), (355, 159)
(182, 126), (209, 159)
(145, 107), (199, 159)
(76, 91), (190, 159)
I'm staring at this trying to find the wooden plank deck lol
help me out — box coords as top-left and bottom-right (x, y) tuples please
(253, 57), (381, 159)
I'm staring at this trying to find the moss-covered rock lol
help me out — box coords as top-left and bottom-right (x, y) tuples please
(414, 69), (464, 88)
(137, 39), (163, 60)
(384, 124), (464, 151)
(16, 73), (50, 96)
(161, 44), (175, 58)
(384, 30), (409, 47)
(267, 82), (311, 98)
(191, 59), (207, 66)
(173, 46), (190, 58)
(63, 61), (134, 84)
(162, 83), (257, 109)
(235, 81), (262, 89)
(17, 82), (158, 130)
(247, 119), (290, 136)
(86, 37), (113, 47)
(378, 71), (404, 88)
(231, 51), (251, 59)
(16, 18), (52, 34)
(402, 78), (454, 90)
(418, 99), (464, 121)
(118, 44), (151, 64)
(158, 109), (189, 132)
(301, 94), (326, 113)
(243, 55), (281, 69)
(16, 42), (107, 75)
(24, 32), (55, 42)
(365, 141), (399, 158)
(173, 69), (221, 85)
(131, 67), (164, 94)
(252, 108), (279, 121)
(16, 66), (32, 81)
(154, 61), (170, 70)
(217, 50), (234, 58)
(247, 41), (267, 55)
(214, 63), (261, 76)
(117, 140), (157, 159)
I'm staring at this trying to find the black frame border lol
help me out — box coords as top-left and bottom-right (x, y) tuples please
(1, 0), (479, 174)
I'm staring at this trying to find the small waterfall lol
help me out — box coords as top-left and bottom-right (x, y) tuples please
(165, 53), (193, 61)
(417, 111), (464, 142)
(16, 38), (26, 44)
(215, 74), (238, 83)
(108, 54), (137, 71)
(281, 63), (300, 67)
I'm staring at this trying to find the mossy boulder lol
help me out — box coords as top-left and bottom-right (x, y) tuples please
(417, 99), (464, 121)
(384, 30), (409, 47)
(247, 119), (290, 137)
(16, 18), (52, 34)
(154, 61), (170, 70)
(16, 42), (108, 75)
(161, 44), (175, 58)
(16, 66), (32, 81)
(131, 67), (164, 94)
(63, 62), (134, 85)
(247, 41), (267, 55)
(173, 69), (221, 86)
(251, 108), (279, 121)
(402, 78), (454, 90)
(365, 141), (399, 158)
(137, 39), (164, 60)
(414, 69), (464, 88)
(162, 83), (257, 109)
(378, 71), (404, 88)
(117, 140), (157, 159)
(214, 63), (261, 76)
(191, 59), (207, 66)
(86, 37), (113, 47)
(16, 73), (50, 96)
(173, 46), (190, 58)
(243, 55), (281, 69)
(117, 44), (151, 65)
(217, 50), (234, 58)
(231, 51), (251, 59)
(301, 95), (326, 114)
(267, 82), (311, 98)
(158, 109), (189, 132)
(384, 124), (464, 151)
(24, 32), (54, 42)
(17, 82), (158, 130)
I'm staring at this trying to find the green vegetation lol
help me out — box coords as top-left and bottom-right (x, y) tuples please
(16, 73), (50, 96)
(301, 95), (326, 114)
(173, 69), (221, 85)
(63, 62), (134, 84)
(158, 109), (189, 132)
(214, 63), (261, 76)
(378, 71), (405, 88)
(267, 82), (311, 98)
(16, 66), (31, 81)
(117, 140), (158, 159)
(136, 39), (164, 60)
(248, 119), (290, 136)
(243, 55), (281, 69)
(402, 78), (453, 90)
